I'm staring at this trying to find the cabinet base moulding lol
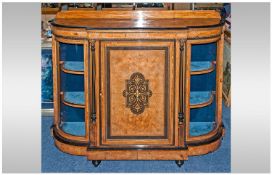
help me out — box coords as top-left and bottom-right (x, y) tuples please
(87, 150), (188, 160)
(55, 139), (87, 156)
(53, 127), (225, 160)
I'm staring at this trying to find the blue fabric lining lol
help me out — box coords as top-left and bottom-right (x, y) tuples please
(190, 91), (212, 105)
(191, 42), (217, 61)
(60, 103), (85, 122)
(190, 100), (216, 122)
(61, 72), (84, 92)
(60, 43), (83, 62)
(191, 61), (212, 72)
(63, 61), (84, 72)
(61, 122), (85, 136)
(191, 71), (216, 91)
(190, 122), (215, 136)
(64, 91), (85, 105)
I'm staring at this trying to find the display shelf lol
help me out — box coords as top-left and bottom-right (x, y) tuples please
(60, 61), (84, 75)
(191, 61), (215, 75)
(190, 91), (214, 108)
(61, 122), (85, 136)
(189, 122), (215, 136)
(60, 91), (85, 108)
(60, 91), (214, 109)
(61, 91), (213, 109)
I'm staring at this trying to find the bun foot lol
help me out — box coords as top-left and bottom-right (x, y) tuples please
(175, 160), (184, 167)
(92, 160), (101, 167)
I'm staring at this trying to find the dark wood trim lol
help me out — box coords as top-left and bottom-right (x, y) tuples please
(179, 39), (185, 115)
(98, 40), (102, 146)
(182, 39), (188, 147)
(53, 32), (222, 41)
(51, 20), (224, 30)
(53, 33), (88, 41)
(97, 39), (176, 42)
(87, 146), (188, 151)
(90, 40), (96, 123)
(53, 123), (224, 149)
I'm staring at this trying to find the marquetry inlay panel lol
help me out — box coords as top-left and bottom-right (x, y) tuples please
(99, 40), (176, 146)
(123, 72), (153, 115)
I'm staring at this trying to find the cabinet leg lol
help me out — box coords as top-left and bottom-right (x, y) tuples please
(175, 160), (184, 167)
(92, 160), (101, 167)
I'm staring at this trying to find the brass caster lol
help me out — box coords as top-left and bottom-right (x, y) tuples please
(92, 160), (101, 167)
(175, 160), (184, 167)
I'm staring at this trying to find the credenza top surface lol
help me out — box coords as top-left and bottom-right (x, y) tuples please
(51, 10), (223, 30)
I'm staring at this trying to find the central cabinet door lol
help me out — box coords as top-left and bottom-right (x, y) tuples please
(99, 40), (177, 146)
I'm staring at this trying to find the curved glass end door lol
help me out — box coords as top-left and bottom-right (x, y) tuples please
(189, 41), (218, 137)
(58, 42), (86, 137)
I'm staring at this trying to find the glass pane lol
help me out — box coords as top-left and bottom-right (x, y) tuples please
(60, 103), (85, 136)
(60, 43), (84, 62)
(59, 42), (85, 136)
(190, 42), (217, 137)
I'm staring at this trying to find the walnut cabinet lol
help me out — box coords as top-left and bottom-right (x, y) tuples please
(51, 10), (226, 167)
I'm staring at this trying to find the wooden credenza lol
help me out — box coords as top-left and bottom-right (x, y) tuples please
(51, 10), (226, 167)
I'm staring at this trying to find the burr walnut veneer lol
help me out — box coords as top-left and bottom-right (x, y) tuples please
(51, 10), (225, 167)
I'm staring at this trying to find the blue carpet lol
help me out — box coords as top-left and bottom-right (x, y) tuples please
(42, 103), (230, 172)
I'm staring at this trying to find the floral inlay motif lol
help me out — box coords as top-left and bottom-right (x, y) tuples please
(123, 72), (152, 115)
